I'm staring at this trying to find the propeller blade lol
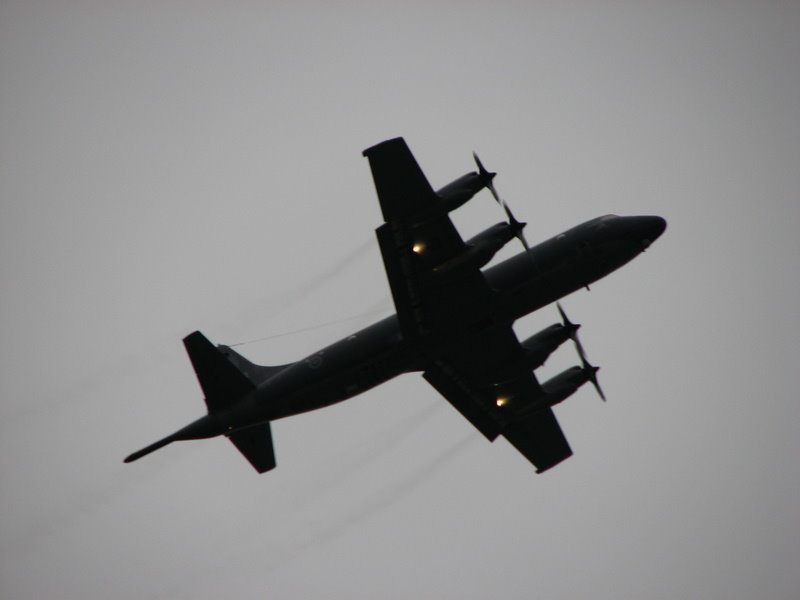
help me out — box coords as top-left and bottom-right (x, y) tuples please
(518, 232), (532, 255)
(559, 303), (605, 401)
(595, 381), (607, 402)
(474, 151), (534, 259)
(499, 193), (534, 254)
(473, 152), (497, 191)
(473, 151), (503, 205)
(556, 302), (580, 338)
(582, 360), (606, 402)
(587, 363), (606, 402)
(556, 302), (573, 328)
(573, 335), (590, 366)
(501, 199), (519, 226)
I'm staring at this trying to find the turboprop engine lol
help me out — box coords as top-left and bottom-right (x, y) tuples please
(511, 303), (605, 413)
(491, 311), (580, 384)
(433, 171), (495, 214)
(430, 219), (526, 280)
(414, 152), (534, 260)
(411, 153), (497, 222)
(536, 302), (606, 407)
(518, 322), (579, 371)
(540, 363), (601, 407)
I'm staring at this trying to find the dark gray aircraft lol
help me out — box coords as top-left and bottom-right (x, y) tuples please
(125, 137), (666, 474)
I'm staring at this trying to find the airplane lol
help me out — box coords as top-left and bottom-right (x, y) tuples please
(125, 137), (666, 474)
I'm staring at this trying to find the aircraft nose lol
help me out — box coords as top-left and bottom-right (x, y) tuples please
(638, 216), (667, 249)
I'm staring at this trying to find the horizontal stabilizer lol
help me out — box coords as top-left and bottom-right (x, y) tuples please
(228, 422), (277, 473)
(183, 331), (255, 413)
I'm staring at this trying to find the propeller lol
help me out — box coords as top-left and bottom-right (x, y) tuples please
(581, 359), (606, 402)
(473, 152), (533, 257)
(556, 301), (581, 338)
(473, 152), (500, 204)
(557, 302), (606, 401)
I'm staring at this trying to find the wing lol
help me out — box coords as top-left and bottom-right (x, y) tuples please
(425, 324), (573, 473)
(362, 137), (439, 222)
(364, 138), (572, 473)
(364, 137), (492, 339)
(502, 406), (572, 473)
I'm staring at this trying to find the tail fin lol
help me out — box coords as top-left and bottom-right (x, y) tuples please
(183, 331), (255, 412)
(182, 331), (278, 473)
(126, 332), (281, 472)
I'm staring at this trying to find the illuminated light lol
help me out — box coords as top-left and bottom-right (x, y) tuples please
(496, 397), (508, 407)
(412, 242), (425, 254)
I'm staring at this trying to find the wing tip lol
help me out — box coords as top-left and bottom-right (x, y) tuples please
(362, 136), (406, 157)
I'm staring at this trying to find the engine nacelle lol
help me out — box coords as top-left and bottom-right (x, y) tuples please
(435, 172), (486, 212)
(430, 221), (524, 280)
(490, 324), (575, 384)
(519, 323), (577, 370)
(541, 366), (592, 406)
(409, 172), (488, 224)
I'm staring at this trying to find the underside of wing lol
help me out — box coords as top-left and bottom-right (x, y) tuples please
(423, 324), (574, 473)
(423, 363), (504, 441)
(365, 138), (493, 339)
(502, 407), (572, 473)
(364, 138), (575, 474)
(376, 220), (490, 339)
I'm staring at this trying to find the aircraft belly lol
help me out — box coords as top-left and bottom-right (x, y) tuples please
(488, 265), (585, 322)
(254, 335), (414, 420)
(263, 362), (407, 419)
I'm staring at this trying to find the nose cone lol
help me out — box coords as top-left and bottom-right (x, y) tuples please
(638, 216), (667, 249)
(646, 216), (667, 239)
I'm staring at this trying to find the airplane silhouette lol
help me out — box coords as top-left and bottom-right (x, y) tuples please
(125, 137), (666, 474)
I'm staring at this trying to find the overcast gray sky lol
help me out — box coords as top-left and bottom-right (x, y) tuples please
(2, 1), (799, 598)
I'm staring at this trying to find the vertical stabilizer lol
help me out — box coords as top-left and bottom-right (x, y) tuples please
(183, 332), (278, 473)
(183, 331), (255, 412)
(125, 332), (278, 473)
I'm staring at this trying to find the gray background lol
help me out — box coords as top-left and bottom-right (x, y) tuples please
(2, 1), (799, 598)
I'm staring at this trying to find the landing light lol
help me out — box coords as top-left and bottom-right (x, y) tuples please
(496, 397), (508, 407)
(412, 242), (426, 254)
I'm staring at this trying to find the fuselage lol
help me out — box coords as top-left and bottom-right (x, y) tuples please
(218, 214), (665, 432)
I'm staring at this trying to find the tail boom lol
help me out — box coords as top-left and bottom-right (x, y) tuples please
(124, 332), (279, 473)
(123, 414), (223, 464)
